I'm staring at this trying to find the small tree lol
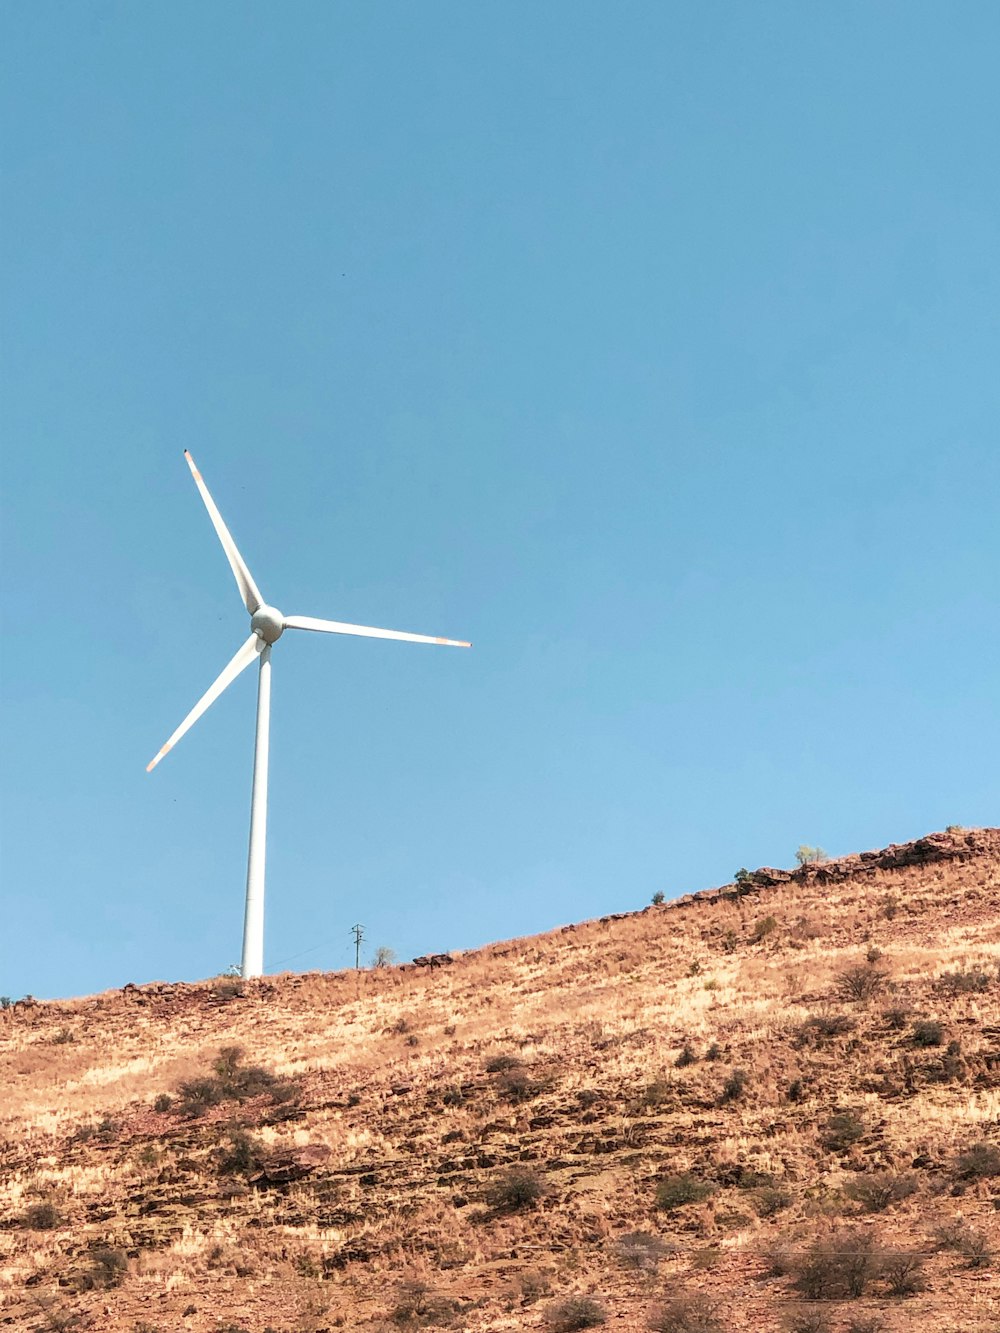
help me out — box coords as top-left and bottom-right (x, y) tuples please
(795, 845), (827, 866)
(372, 946), (397, 968)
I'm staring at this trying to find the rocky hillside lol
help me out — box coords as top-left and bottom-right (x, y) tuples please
(2, 828), (999, 1333)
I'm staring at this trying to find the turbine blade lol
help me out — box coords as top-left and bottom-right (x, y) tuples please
(184, 451), (264, 614)
(146, 634), (263, 772)
(283, 614), (471, 648)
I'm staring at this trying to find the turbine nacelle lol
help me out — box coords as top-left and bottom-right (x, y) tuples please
(251, 605), (285, 644)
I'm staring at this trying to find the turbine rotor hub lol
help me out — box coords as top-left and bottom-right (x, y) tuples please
(251, 604), (285, 644)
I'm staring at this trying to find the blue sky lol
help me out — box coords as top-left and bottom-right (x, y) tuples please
(2, 2), (998, 1000)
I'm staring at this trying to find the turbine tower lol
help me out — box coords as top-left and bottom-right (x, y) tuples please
(147, 452), (470, 979)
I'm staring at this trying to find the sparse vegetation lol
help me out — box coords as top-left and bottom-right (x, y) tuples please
(795, 845), (827, 866)
(172, 1045), (295, 1118)
(750, 914), (778, 942)
(544, 1295), (607, 1330)
(651, 890), (665, 905)
(953, 1141), (1000, 1180)
(21, 1200), (62, 1230)
(648, 1293), (722, 1333)
(486, 1167), (546, 1212)
(844, 1171), (917, 1213)
(820, 1111), (866, 1153)
(792, 1227), (881, 1299)
(614, 1230), (670, 1270)
(655, 1172), (714, 1212)
(835, 959), (889, 1002)
(910, 1018), (945, 1046)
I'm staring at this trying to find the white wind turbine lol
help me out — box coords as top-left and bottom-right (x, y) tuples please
(147, 452), (471, 979)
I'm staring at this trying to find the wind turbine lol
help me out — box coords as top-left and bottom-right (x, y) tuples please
(147, 452), (471, 979)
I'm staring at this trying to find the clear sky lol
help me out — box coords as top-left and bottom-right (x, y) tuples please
(2, 2), (998, 1001)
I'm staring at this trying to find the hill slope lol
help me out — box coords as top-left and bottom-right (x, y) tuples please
(2, 827), (999, 1332)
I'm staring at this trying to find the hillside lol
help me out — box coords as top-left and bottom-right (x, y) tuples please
(2, 827), (999, 1333)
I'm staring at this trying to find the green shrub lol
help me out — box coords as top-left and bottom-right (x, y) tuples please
(655, 1172), (714, 1212)
(795, 845), (827, 866)
(751, 915), (778, 943)
(544, 1295), (607, 1330)
(651, 891), (665, 906)
(217, 1128), (264, 1177)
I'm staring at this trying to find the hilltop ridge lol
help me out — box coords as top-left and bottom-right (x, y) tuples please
(2, 827), (999, 1332)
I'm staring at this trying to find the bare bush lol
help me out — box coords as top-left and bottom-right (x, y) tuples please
(820, 1112), (865, 1153)
(935, 968), (991, 995)
(792, 1228), (880, 1299)
(648, 1293), (722, 1333)
(485, 1167), (545, 1212)
(953, 1141), (1000, 1180)
(835, 961), (889, 1002)
(844, 1172), (917, 1213)
(614, 1231), (670, 1271)
(544, 1295), (607, 1330)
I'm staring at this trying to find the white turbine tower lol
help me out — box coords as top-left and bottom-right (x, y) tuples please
(147, 452), (471, 979)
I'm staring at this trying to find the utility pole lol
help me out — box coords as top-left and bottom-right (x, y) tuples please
(351, 923), (365, 971)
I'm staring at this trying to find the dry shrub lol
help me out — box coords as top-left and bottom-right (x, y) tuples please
(389, 1277), (457, 1327)
(217, 1127), (265, 1176)
(654, 1172), (714, 1212)
(751, 915), (778, 943)
(544, 1295), (607, 1330)
(935, 968), (991, 995)
(933, 1221), (993, 1268)
(953, 1141), (1000, 1180)
(484, 1053), (523, 1073)
(785, 1310), (833, 1333)
(78, 1247), (128, 1291)
(799, 1012), (855, 1044)
(843, 1172), (917, 1213)
(485, 1167), (545, 1212)
(614, 1231), (671, 1271)
(21, 1200), (62, 1230)
(512, 1269), (554, 1304)
(648, 1293), (722, 1333)
(496, 1066), (544, 1102)
(173, 1045), (296, 1118)
(843, 1317), (885, 1333)
(750, 1185), (792, 1217)
(792, 1228), (880, 1299)
(879, 1249), (925, 1296)
(820, 1112), (865, 1153)
(835, 961), (889, 1002)
(720, 1067), (749, 1103)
